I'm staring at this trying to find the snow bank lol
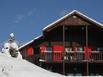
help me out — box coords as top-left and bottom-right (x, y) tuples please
(0, 54), (64, 77)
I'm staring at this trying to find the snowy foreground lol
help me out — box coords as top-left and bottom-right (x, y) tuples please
(0, 54), (65, 77)
(0, 54), (102, 77)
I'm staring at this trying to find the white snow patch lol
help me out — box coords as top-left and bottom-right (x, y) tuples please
(0, 53), (65, 77)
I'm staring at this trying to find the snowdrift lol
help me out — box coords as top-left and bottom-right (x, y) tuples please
(0, 54), (64, 77)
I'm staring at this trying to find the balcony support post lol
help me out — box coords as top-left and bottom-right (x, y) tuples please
(86, 25), (89, 76)
(63, 25), (65, 75)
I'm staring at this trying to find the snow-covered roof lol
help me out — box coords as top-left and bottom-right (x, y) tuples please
(19, 35), (42, 50)
(43, 10), (103, 31)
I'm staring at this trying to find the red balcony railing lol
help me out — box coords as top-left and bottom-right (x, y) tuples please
(40, 51), (103, 62)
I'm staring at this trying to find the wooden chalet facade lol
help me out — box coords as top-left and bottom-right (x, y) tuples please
(19, 10), (103, 76)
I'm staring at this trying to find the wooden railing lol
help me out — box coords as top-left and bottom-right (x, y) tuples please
(40, 51), (103, 62)
(90, 52), (103, 61)
(65, 51), (84, 62)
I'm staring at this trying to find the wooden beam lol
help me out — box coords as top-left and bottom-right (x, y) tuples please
(63, 25), (65, 75)
(86, 25), (89, 76)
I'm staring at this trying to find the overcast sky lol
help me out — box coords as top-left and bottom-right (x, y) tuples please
(0, 0), (103, 45)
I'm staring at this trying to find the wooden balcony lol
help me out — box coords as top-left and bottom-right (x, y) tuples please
(40, 51), (103, 63)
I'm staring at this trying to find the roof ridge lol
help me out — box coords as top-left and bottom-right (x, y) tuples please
(43, 10), (103, 31)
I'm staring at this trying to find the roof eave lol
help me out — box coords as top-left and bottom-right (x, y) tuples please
(18, 35), (43, 50)
(42, 10), (103, 31)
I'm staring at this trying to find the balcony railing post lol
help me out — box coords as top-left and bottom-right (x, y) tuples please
(101, 52), (102, 60)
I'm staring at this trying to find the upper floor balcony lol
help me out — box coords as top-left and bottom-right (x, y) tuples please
(40, 47), (103, 63)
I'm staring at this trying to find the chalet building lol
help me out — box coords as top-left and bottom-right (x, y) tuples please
(19, 10), (103, 76)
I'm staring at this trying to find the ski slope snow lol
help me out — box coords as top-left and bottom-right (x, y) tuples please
(0, 53), (64, 77)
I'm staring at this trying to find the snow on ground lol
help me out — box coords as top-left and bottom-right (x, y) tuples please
(0, 53), (65, 77)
